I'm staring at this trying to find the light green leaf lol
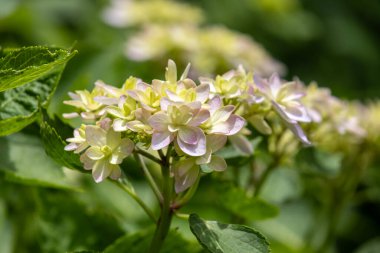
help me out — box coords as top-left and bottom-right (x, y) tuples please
(218, 183), (279, 221)
(189, 214), (270, 253)
(0, 46), (76, 92)
(103, 229), (200, 253)
(0, 46), (76, 136)
(40, 111), (84, 172)
(0, 132), (78, 189)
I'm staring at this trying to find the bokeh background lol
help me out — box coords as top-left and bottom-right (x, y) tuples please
(1, 0), (380, 253)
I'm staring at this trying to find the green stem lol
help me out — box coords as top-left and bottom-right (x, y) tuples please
(254, 158), (279, 197)
(113, 180), (157, 223)
(135, 147), (163, 165)
(148, 151), (173, 253)
(135, 153), (164, 203)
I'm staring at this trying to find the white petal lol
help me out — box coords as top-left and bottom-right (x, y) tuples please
(92, 160), (113, 183)
(85, 126), (107, 147)
(208, 156), (227, 172)
(113, 118), (128, 132)
(166, 59), (177, 83)
(86, 147), (105, 160)
(106, 129), (121, 149)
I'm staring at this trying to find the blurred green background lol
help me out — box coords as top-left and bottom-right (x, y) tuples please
(1, 0), (379, 103)
(1, 0), (380, 253)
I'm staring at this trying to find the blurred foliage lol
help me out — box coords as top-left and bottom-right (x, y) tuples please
(0, 0), (379, 253)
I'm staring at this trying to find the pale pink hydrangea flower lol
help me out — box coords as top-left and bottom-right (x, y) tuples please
(148, 103), (209, 156)
(173, 135), (228, 193)
(254, 73), (311, 145)
(79, 119), (134, 182)
(64, 124), (88, 153)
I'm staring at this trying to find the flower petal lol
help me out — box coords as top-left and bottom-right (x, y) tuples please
(188, 109), (210, 126)
(284, 121), (312, 146)
(176, 130), (206, 156)
(85, 126), (106, 147)
(212, 105), (235, 124)
(109, 166), (122, 180)
(106, 129), (121, 149)
(229, 134), (253, 155)
(207, 135), (227, 153)
(92, 160), (113, 183)
(173, 159), (199, 193)
(151, 131), (173, 150)
(178, 126), (201, 145)
(208, 156), (227, 172)
(86, 147), (105, 160)
(148, 112), (170, 131)
(195, 83), (210, 103)
(113, 118), (128, 132)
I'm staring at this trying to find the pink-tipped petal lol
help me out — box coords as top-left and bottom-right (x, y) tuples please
(188, 109), (210, 126)
(173, 159), (199, 193)
(176, 130), (206, 156)
(284, 121), (312, 146)
(178, 126), (201, 145)
(195, 83), (210, 103)
(151, 131), (173, 150)
(148, 112), (169, 131)
(272, 101), (297, 124)
(283, 106), (311, 123)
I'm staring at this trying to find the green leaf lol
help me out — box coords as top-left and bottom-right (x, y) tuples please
(189, 214), (270, 253)
(218, 183), (279, 221)
(0, 46), (76, 136)
(40, 111), (84, 172)
(103, 229), (200, 253)
(355, 237), (380, 253)
(0, 46), (76, 92)
(35, 190), (123, 253)
(0, 132), (78, 189)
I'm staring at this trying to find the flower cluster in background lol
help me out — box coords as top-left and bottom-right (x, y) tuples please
(102, 0), (284, 77)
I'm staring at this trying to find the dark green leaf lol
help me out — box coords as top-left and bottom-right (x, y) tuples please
(0, 46), (76, 136)
(189, 214), (270, 253)
(103, 229), (200, 253)
(355, 237), (380, 253)
(218, 183), (279, 221)
(40, 111), (84, 172)
(0, 132), (78, 189)
(0, 46), (76, 92)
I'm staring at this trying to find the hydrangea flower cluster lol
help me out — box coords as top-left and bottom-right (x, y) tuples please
(64, 61), (251, 192)
(102, 0), (284, 77)
(102, 0), (204, 27)
(125, 25), (285, 77)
